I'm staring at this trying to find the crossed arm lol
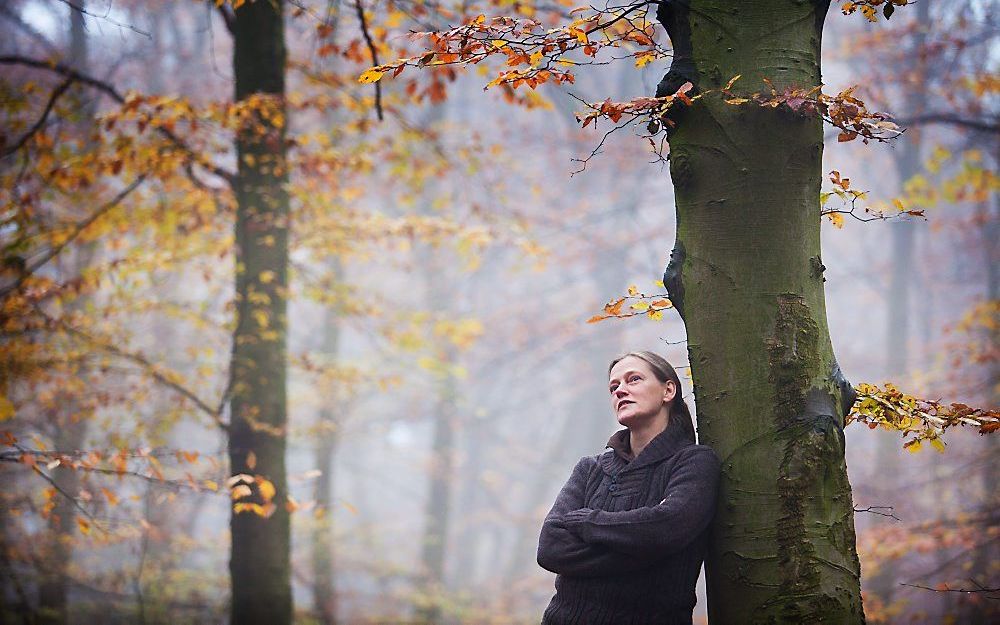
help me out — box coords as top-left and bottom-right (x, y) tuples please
(536, 446), (720, 578)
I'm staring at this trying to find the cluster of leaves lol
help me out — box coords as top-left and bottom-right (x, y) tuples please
(841, 0), (910, 22)
(821, 169), (924, 228)
(587, 282), (672, 323)
(847, 382), (1000, 451)
(358, 4), (664, 91)
(570, 77), (902, 164)
(727, 80), (902, 144)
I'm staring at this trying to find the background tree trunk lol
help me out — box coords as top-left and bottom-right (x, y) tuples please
(659, 1), (865, 622)
(228, 1), (292, 624)
(37, 6), (93, 622)
(312, 277), (343, 625)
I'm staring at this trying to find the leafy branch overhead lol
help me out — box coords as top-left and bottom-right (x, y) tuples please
(360, 10), (902, 156)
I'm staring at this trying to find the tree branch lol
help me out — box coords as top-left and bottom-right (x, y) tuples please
(54, 0), (151, 38)
(2, 77), (75, 158)
(0, 175), (147, 299)
(31, 309), (230, 431)
(897, 113), (999, 134)
(901, 579), (1000, 598)
(354, 0), (384, 121)
(0, 55), (236, 186)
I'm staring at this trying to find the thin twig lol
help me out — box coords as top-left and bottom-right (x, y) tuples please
(354, 0), (384, 121)
(32, 308), (229, 430)
(853, 505), (900, 521)
(55, 0), (151, 38)
(0, 176), (147, 298)
(900, 579), (1000, 598)
(2, 77), (75, 158)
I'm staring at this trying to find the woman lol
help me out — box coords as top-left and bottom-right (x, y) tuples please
(537, 351), (720, 625)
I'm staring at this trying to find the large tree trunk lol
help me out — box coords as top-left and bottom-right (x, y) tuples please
(228, 1), (292, 624)
(658, 1), (865, 622)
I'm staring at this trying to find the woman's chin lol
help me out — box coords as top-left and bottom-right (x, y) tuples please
(617, 413), (637, 428)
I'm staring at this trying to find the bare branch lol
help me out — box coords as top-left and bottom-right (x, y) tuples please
(898, 113), (1000, 134)
(54, 0), (151, 38)
(853, 505), (900, 521)
(901, 579), (1000, 598)
(354, 0), (384, 121)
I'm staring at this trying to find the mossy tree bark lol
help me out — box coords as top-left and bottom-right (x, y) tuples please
(228, 1), (291, 624)
(656, 1), (864, 623)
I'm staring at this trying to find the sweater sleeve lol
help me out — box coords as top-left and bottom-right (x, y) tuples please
(561, 446), (720, 559)
(537, 457), (656, 577)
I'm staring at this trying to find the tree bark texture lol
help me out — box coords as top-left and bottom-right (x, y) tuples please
(658, 1), (864, 623)
(228, 1), (291, 624)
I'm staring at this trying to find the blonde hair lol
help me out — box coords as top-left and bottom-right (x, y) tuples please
(608, 351), (695, 442)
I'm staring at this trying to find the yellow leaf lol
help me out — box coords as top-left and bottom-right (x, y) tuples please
(723, 74), (742, 90)
(491, 40), (508, 49)
(826, 212), (845, 229)
(252, 309), (269, 328)
(77, 516), (91, 535)
(259, 270), (275, 284)
(905, 439), (922, 453)
(101, 487), (119, 506)
(930, 437), (945, 453)
(630, 301), (650, 311)
(647, 309), (664, 321)
(358, 68), (385, 84)
(627, 284), (639, 296)
(257, 478), (276, 502)
(529, 50), (543, 67)
(654, 280), (665, 288)
(0, 395), (14, 421)
(204, 479), (219, 492)
(231, 484), (252, 500)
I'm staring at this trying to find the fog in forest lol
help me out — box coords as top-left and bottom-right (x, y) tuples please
(1, 1), (996, 624)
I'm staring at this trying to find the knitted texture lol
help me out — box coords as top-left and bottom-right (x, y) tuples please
(537, 419), (720, 625)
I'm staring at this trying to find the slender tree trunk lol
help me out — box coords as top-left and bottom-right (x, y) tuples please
(37, 7), (92, 623)
(312, 282), (343, 625)
(416, 378), (457, 623)
(228, 1), (291, 624)
(658, 1), (864, 622)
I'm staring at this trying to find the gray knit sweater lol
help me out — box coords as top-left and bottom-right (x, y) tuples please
(537, 420), (720, 625)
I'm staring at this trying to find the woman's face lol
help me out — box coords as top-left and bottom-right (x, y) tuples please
(608, 356), (676, 428)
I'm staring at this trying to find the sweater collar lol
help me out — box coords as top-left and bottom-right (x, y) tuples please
(604, 419), (693, 472)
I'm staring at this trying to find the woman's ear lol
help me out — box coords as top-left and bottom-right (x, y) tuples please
(663, 380), (677, 403)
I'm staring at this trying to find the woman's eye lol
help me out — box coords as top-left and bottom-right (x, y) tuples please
(628, 376), (639, 383)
